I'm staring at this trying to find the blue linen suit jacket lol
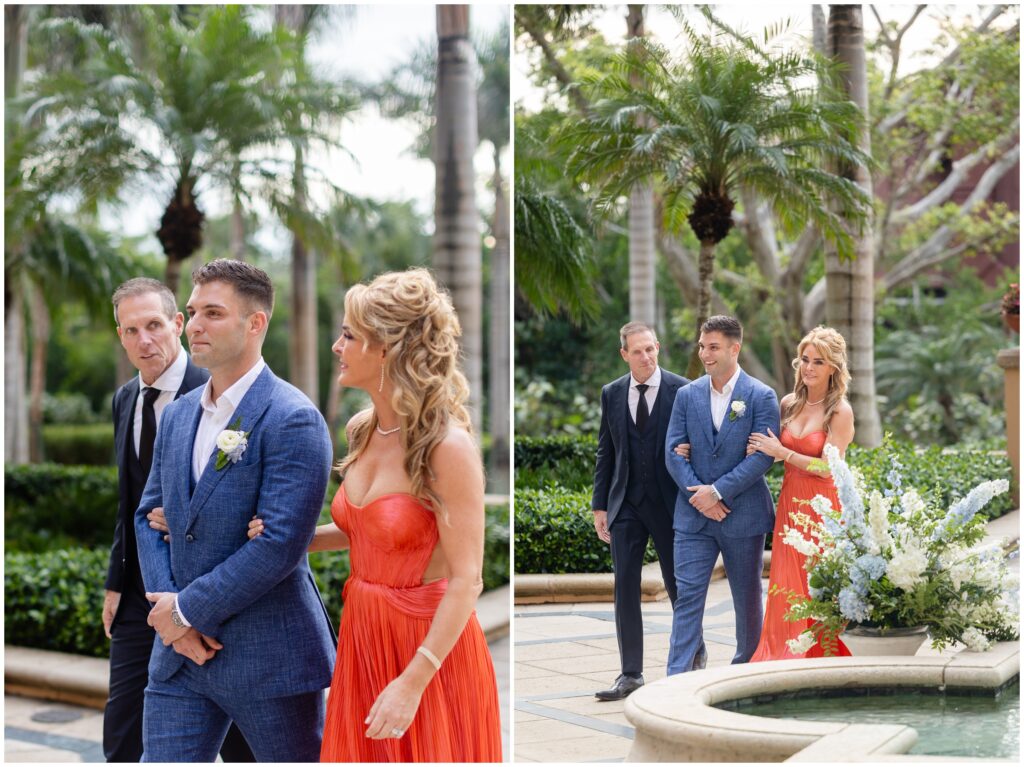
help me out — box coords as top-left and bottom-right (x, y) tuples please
(664, 370), (780, 537)
(134, 365), (336, 699)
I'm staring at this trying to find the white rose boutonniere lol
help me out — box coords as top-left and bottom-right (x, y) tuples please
(729, 400), (746, 421)
(215, 417), (250, 471)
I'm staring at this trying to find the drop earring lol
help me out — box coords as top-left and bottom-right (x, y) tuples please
(378, 364), (385, 393)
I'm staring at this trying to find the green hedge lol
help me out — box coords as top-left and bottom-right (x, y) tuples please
(41, 423), (115, 465)
(5, 481), (510, 658)
(514, 487), (657, 574)
(5, 464), (119, 552)
(5, 547), (109, 658)
(515, 435), (597, 491)
(515, 436), (1015, 573)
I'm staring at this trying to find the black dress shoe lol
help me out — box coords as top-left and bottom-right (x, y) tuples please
(595, 674), (644, 701)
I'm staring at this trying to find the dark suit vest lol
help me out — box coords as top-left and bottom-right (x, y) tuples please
(625, 395), (663, 507)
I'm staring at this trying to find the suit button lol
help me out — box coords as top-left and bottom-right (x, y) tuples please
(186, 534), (195, 542)
(713, 453), (718, 458)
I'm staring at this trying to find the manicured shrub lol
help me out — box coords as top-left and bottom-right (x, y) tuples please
(514, 487), (657, 574)
(4, 463), (120, 552)
(4, 547), (109, 658)
(41, 423), (115, 465)
(514, 435), (597, 490)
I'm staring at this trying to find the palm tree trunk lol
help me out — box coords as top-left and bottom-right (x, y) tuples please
(5, 6), (30, 464)
(488, 151), (510, 492)
(230, 160), (246, 261)
(626, 5), (656, 326)
(435, 5), (482, 432)
(289, 142), (319, 404)
(5, 285), (29, 463)
(686, 239), (716, 379)
(277, 4), (318, 405)
(27, 283), (49, 462)
(826, 5), (882, 447)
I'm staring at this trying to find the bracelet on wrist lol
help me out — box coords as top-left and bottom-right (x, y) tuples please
(784, 449), (795, 464)
(416, 645), (442, 671)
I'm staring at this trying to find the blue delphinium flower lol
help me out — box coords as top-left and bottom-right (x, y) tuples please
(853, 553), (887, 582)
(838, 587), (872, 623)
(885, 455), (904, 513)
(931, 480), (1009, 541)
(824, 444), (868, 546)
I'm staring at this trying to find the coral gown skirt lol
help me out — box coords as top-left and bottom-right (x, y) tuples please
(750, 429), (851, 661)
(319, 485), (502, 763)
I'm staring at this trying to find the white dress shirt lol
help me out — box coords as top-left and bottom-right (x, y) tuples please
(628, 367), (661, 424)
(710, 366), (742, 431)
(133, 348), (187, 457)
(176, 357), (266, 627)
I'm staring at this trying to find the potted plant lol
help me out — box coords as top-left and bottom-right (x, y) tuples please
(782, 444), (1018, 656)
(1002, 283), (1019, 334)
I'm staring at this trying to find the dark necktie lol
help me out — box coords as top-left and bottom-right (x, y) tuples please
(635, 384), (650, 432)
(138, 386), (161, 475)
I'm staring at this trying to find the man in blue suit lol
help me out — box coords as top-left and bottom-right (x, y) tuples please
(664, 315), (779, 675)
(135, 259), (335, 761)
(591, 322), (704, 702)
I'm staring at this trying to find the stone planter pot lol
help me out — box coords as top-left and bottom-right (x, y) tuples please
(840, 625), (929, 656)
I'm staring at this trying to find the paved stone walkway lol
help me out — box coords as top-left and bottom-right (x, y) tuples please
(4, 636), (510, 763)
(514, 575), (741, 763)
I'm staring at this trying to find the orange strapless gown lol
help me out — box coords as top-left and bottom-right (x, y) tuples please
(319, 485), (502, 762)
(750, 429), (851, 661)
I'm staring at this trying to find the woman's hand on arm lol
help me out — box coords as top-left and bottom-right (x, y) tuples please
(246, 518), (349, 552)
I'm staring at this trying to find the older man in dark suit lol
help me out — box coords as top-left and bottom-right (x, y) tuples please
(103, 277), (252, 762)
(590, 321), (705, 702)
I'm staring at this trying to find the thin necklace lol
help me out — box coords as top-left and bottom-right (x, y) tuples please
(807, 397), (826, 406)
(376, 423), (400, 436)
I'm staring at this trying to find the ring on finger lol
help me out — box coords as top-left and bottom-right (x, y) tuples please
(391, 727), (405, 738)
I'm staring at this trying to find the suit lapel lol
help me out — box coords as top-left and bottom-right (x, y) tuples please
(186, 366), (276, 529)
(119, 380), (140, 467)
(654, 374), (675, 450)
(612, 375), (629, 437)
(696, 377), (715, 448)
(714, 371), (751, 449)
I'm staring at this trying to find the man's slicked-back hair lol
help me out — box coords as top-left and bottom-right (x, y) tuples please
(619, 321), (658, 349)
(700, 315), (743, 344)
(191, 258), (274, 316)
(112, 277), (177, 326)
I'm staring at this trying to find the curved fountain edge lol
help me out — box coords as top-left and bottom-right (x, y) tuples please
(623, 641), (1019, 763)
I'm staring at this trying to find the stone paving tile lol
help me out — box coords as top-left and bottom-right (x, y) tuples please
(514, 717), (601, 745)
(524, 652), (621, 676)
(515, 672), (611, 698)
(515, 640), (600, 662)
(536, 694), (627, 717)
(515, 731), (631, 763)
(515, 662), (561, 680)
(525, 615), (616, 639)
(514, 710), (546, 724)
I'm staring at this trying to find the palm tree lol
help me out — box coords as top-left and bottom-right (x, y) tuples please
(824, 5), (882, 446)
(625, 4), (656, 326)
(564, 17), (871, 378)
(21, 7), (347, 295)
(435, 4), (482, 432)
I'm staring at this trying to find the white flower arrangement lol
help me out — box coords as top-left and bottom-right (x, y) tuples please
(783, 441), (1018, 654)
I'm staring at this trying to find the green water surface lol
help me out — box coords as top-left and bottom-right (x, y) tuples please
(720, 681), (1019, 759)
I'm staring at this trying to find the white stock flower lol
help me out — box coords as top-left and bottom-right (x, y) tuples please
(786, 631), (817, 655)
(867, 490), (893, 553)
(809, 495), (834, 519)
(900, 488), (926, 517)
(782, 526), (821, 558)
(886, 536), (928, 591)
(960, 627), (992, 653)
(216, 429), (244, 453)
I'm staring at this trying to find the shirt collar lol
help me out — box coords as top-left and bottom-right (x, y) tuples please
(138, 346), (187, 394)
(713, 366), (742, 397)
(631, 366), (661, 390)
(200, 357), (266, 412)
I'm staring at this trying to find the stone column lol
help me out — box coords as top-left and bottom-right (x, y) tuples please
(997, 348), (1019, 506)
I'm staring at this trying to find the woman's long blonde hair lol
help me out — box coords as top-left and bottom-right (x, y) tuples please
(337, 268), (474, 519)
(781, 326), (850, 435)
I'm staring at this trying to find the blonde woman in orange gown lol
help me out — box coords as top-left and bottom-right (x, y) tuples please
(249, 269), (501, 762)
(675, 327), (855, 660)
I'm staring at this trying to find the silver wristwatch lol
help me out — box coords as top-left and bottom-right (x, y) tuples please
(170, 603), (187, 629)
(710, 486), (722, 502)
